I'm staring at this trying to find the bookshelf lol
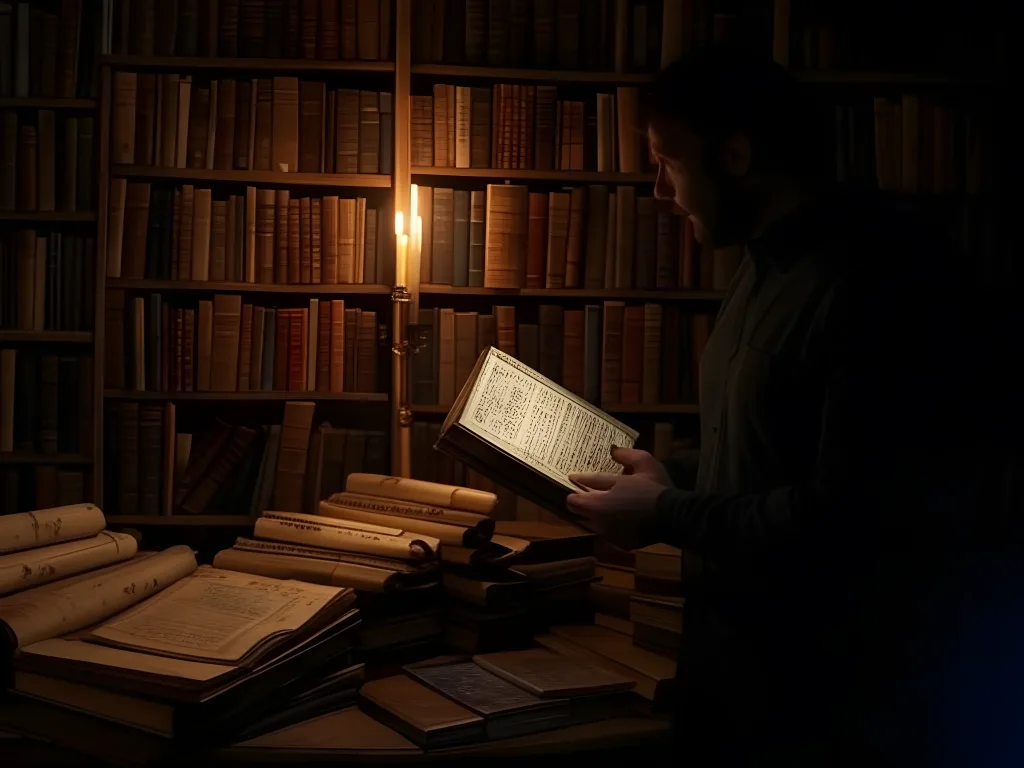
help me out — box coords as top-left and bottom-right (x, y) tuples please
(410, 168), (658, 183)
(111, 166), (393, 188)
(104, 391), (389, 403)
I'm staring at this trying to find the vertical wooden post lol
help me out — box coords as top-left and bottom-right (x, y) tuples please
(391, 0), (413, 478)
(92, 63), (112, 507)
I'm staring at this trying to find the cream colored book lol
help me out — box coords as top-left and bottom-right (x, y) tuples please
(86, 565), (353, 665)
(344, 473), (497, 515)
(255, 511), (439, 562)
(318, 501), (488, 548)
(324, 492), (493, 529)
(0, 504), (106, 555)
(0, 546), (197, 651)
(436, 347), (637, 525)
(0, 531), (138, 596)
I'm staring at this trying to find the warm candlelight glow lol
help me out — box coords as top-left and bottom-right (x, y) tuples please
(397, 233), (409, 286)
(394, 211), (404, 236)
(410, 184), (419, 222)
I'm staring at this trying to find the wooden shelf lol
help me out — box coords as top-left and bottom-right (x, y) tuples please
(411, 167), (656, 183)
(411, 403), (698, 415)
(104, 390), (388, 402)
(0, 330), (93, 343)
(102, 55), (395, 74)
(0, 453), (93, 465)
(0, 97), (97, 109)
(420, 285), (726, 300)
(105, 515), (257, 527)
(411, 64), (656, 84)
(108, 279), (392, 295)
(110, 166), (392, 188)
(0, 211), (96, 223)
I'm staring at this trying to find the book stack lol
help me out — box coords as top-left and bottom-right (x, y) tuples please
(1, 519), (363, 741)
(412, 86), (645, 173)
(410, 305), (712, 410)
(440, 520), (598, 654)
(0, 230), (96, 331)
(214, 473), (502, 660)
(359, 650), (638, 748)
(413, 184), (737, 291)
(105, 293), (381, 394)
(628, 544), (684, 657)
(106, 185), (394, 286)
(108, 0), (392, 61)
(0, 111), (96, 213)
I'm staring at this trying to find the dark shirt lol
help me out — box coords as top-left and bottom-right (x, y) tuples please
(654, 191), (980, 766)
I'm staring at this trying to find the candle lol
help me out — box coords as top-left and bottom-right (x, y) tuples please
(394, 211), (404, 237)
(398, 233), (409, 287)
(410, 184), (419, 223)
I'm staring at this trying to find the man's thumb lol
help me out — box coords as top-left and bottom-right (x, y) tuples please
(611, 446), (660, 474)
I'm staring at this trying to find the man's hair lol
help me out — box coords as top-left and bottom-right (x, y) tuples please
(643, 45), (825, 176)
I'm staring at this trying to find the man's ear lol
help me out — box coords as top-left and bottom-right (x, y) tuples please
(720, 132), (752, 176)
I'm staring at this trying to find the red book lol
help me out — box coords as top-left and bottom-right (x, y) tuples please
(317, 300), (331, 392)
(274, 309), (291, 391)
(288, 309), (307, 391)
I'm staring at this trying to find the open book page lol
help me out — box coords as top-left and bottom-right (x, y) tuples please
(86, 566), (348, 664)
(0, 546), (197, 649)
(455, 348), (638, 492)
(0, 504), (106, 555)
(256, 512), (440, 562)
(0, 531), (138, 596)
(19, 638), (237, 683)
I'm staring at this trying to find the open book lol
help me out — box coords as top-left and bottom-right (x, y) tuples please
(436, 347), (638, 527)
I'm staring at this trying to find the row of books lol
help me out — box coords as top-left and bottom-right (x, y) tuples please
(417, 183), (737, 291)
(838, 96), (986, 194)
(1, 110), (96, 213)
(411, 303), (711, 408)
(412, 85), (645, 173)
(0, 466), (89, 515)
(111, 74), (394, 176)
(106, 400), (387, 517)
(106, 183), (395, 286)
(412, 0), (664, 72)
(108, 0), (392, 61)
(0, 0), (100, 99)
(105, 292), (381, 394)
(0, 230), (96, 332)
(0, 350), (92, 455)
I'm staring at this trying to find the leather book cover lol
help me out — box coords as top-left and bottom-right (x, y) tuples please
(329, 300), (345, 393)
(620, 305), (644, 405)
(211, 294), (242, 392)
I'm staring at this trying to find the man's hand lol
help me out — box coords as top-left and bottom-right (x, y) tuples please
(566, 447), (674, 551)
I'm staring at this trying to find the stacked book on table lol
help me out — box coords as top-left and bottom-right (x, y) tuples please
(358, 650), (639, 749)
(440, 521), (598, 653)
(213, 473), (502, 661)
(1, 506), (363, 741)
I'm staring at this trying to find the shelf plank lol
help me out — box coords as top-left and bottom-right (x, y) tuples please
(0, 211), (97, 223)
(111, 166), (392, 188)
(0, 330), (94, 343)
(0, 453), (93, 465)
(105, 515), (257, 527)
(0, 98), (98, 109)
(102, 55), (395, 74)
(411, 403), (699, 415)
(108, 279), (392, 295)
(419, 285), (726, 300)
(104, 390), (388, 402)
(411, 167), (656, 183)
(411, 64), (656, 84)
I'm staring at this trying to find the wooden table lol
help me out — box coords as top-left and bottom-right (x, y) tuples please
(0, 698), (672, 766)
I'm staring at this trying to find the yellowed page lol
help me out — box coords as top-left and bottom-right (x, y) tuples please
(318, 501), (471, 546)
(0, 532), (138, 596)
(213, 549), (395, 591)
(255, 512), (439, 562)
(325, 492), (491, 528)
(0, 504), (106, 555)
(87, 566), (347, 664)
(457, 348), (638, 491)
(19, 638), (236, 682)
(345, 473), (498, 515)
(0, 545), (197, 649)
(231, 537), (429, 573)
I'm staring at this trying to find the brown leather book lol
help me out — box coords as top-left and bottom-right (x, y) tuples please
(635, 197), (657, 290)
(600, 301), (625, 406)
(195, 300), (213, 391)
(483, 184), (528, 289)
(430, 187), (453, 284)
(271, 77), (300, 173)
(620, 305), (644, 405)
(316, 300), (331, 392)
(138, 403), (163, 514)
(274, 189), (290, 284)
(494, 306), (515, 357)
(655, 210), (675, 289)
(214, 78), (236, 171)
(523, 191), (547, 289)
(354, 197), (366, 284)
(538, 304), (564, 384)
(111, 72), (137, 165)
(118, 402), (140, 514)
(358, 91), (379, 174)
(182, 308), (196, 392)
(329, 300), (345, 392)
(454, 312), (478, 396)
(564, 187), (585, 288)
(252, 79), (273, 171)
(181, 426), (258, 514)
(122, 182), (151, 280)
(340, 0), (359, 59)
(211, 199), (228, 281)
(438, 308), (456, 407)
(190, 188), (213, 281)
(338, 197), (356, 283)
(271, 400), (316, 513)
(161, 402), (176, 515)
(298, 196), (312, 283)
(238, 303), (253, 391)
(562, 309), (585, 398)
(306, 299), (319, 391)
(544, 191), (570, 289)
(359, 675), (483, 749)
(411, 95), (434, 167)
(335, 89), (360, 173)
(343, 308), (358, 392)
(288, 308), (308, 392)
(300, 0), (320, 59)
(186, 86), (211, 169)
(288, 197), (301, 284)
(256, 188), (276, 284)
(311, 197), (322, 283)
(156, 74), (179, 168)
(298, 82), (324, 173)
(274, 309), (291, 391)
(249, 306), (266, 391)
(233, 79), (252, 170)
(431, 84), (448, 167)
(614, 186), (636, 289)
(210, 294), (242, 392)
(641, 304), (663, 405)
(177, 185), (195, 280)
(321, 195), (339, 284)
(355, 310), (377, 393)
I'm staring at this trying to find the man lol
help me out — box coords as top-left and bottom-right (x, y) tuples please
(567, 48), (981, 766)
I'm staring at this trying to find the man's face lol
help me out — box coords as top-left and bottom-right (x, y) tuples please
(648, 122), (754, 247)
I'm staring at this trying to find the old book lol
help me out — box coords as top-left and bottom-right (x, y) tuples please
(324, 492), (492, 530)
(256, 511), (439, 563)
(270, 400), (316, 513)
(359, 674), (484, 749)
(483, 184), (528, 289)
(345, 473), (497, 516)
(0, 530), (138, 598)
(0, 546), (198, 653)
(0, 504), (106, 555)
(319, 498), (492, 547)
(210, 295), (242, 392)
(473, 648), (636, 697)
(436, 348), (637, 524)
(111, 71), (137, 165)
(355, 309), (376, 392)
